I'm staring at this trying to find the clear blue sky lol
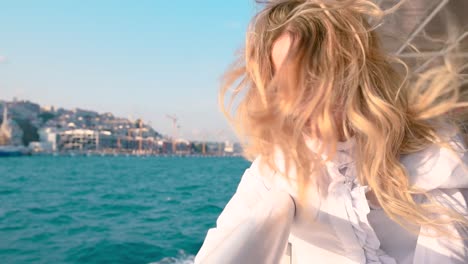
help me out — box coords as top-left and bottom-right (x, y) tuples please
(0, 0), (256, 141)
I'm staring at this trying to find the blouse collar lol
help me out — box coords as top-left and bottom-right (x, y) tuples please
(303, 134), (356, 170)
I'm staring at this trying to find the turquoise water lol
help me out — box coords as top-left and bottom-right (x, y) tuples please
(0, 156), (250, 264)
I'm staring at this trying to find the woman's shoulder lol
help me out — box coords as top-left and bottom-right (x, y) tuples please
(241, 156), (275, 191)
(245, 154), (288, 185)
(400, 129), (468, 190)
(243, 155), (299, 197)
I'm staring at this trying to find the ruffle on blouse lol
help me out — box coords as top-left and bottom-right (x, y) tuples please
(346, 175), (397, 264)
(302, 131), (467, 263)
(327, 144), (397, 264)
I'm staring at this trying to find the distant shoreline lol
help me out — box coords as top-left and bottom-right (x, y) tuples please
(6, 152), (244, 158)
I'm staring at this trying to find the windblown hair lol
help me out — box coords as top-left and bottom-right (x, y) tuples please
(220, 0), (468, 236)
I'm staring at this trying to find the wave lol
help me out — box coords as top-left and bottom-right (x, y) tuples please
(149, 251), (195, 264)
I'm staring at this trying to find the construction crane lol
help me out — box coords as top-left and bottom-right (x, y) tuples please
(201, 132), (208, 155)
(191, 129), (207, 155)
(216, 130), (226, 156)
(127, 115), (134, 152)
(137, 119), (143, 154)
(147, 120), (154, 154)
(166, 114), (178, 154)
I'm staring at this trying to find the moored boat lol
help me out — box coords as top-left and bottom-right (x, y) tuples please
(0, 145), (28, 157)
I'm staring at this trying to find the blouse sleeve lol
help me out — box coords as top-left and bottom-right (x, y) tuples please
(413, 188), (468, 264)
(401, 132), (468, 191)
(401, 130), (468, 263)
(194, 157), (296, 264)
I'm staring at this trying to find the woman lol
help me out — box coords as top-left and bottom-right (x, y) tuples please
(196, 0), (468, 263)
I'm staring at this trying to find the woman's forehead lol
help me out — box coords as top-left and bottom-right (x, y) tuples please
(271, 33), (292, 71)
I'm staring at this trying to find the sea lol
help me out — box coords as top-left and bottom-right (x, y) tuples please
(0, 156), (250, 264)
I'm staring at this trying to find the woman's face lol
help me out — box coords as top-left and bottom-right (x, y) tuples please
(271, 32), (347, 140)
(271, 33), (292, 72)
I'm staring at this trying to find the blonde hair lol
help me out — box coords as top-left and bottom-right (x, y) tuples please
(220, 0), (468, 236)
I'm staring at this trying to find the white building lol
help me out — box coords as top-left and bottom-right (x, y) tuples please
(224, 141), (234, 153)
(58, 129), (98, 151)
(38, 127), (57, 152)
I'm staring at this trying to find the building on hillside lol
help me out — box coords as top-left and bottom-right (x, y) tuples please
(58, 129), (98, 151)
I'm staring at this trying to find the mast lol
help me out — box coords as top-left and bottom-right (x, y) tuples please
(138, 119), (143, 154)
(166, 114), (178, 154)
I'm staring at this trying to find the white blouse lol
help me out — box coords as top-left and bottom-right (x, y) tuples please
(195, 132), (468, 264)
